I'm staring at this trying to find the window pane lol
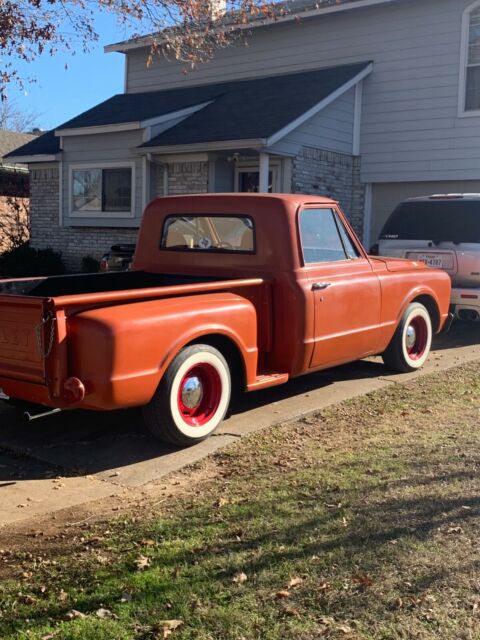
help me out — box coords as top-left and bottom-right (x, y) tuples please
(103, 168), (132, 212)
(72, 169), (101, 211)
(466, 66), (480, 111)
(337, 219), (361, 258)
(380, 200), (480, 243)
(239, 171), (273, 193)
(161, 216), (255, 252)
(300, 208), (347, 264)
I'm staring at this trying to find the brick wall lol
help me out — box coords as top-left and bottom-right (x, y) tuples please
(292, 148), (365, 238)
(154, 161), (209, 196)
(29, 165), (138, 272)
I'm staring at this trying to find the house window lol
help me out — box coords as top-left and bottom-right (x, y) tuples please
(461, 2), (480, 114)
(71, 165), (134, 217)
(466, 6), (480, 110)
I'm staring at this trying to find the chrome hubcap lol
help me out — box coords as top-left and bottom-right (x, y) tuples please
(406, 325), (416, 350)
(181, 376), (203, 409)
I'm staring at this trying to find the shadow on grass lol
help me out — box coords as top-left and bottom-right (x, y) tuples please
(2, 454), (480, 639)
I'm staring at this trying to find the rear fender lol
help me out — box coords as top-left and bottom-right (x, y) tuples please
(67, 292), (258, 409)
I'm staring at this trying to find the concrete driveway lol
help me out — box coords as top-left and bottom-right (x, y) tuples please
(0, 321), (479, 526)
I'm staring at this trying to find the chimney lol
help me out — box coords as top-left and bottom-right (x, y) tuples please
(209, 0), (226, 20)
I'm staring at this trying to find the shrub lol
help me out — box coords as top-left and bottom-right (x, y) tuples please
(81, 255), (101, 273)
(0, 242), (65, 278)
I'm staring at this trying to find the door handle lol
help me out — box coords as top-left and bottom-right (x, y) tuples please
(312, 282), (332, 291)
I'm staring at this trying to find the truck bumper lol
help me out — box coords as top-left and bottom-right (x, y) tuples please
(451, 287), (480, 322)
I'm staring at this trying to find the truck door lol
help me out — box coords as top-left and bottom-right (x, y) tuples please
(299, 206), (382, 368)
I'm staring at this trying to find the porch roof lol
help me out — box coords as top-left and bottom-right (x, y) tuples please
(6, 62), (370, 161)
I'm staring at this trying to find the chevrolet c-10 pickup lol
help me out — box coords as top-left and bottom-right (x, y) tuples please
(0, 194), (451, 446)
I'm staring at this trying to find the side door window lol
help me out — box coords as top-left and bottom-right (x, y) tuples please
(299, 208), (357, 264)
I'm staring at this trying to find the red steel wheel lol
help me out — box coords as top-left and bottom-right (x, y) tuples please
(143, 344), (231, 447)
(382, 302), (433, 372)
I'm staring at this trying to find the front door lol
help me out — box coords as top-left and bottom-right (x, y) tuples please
(299, 206), (382, 368)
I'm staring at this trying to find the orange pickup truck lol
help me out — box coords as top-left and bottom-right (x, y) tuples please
(0, 194), (451, 446)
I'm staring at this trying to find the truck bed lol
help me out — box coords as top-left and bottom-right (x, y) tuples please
(0, 270), (220, 298)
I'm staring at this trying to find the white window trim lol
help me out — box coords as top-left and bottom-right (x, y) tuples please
(458, 0), (480, 118)
(234, 159), (281, 193)
(68, 161), (136, 219)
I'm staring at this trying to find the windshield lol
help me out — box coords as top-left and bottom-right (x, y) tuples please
(380, 200), (480, 243)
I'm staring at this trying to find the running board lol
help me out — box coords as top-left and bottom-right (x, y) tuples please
(247, 372), (289, 392)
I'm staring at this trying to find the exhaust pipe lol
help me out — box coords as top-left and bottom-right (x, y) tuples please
(23, 407), (62, 422)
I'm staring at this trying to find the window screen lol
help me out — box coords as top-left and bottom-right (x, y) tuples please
(161, 215), (255, 252)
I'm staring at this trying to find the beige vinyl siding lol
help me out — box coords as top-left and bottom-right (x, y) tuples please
(61, 130), (144, 227)
(124, 0), (480, 184)
(371, 180), (480, 245)
(270, 87), (355, 156)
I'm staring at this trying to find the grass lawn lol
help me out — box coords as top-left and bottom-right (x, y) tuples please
(1, 362), (480, 639)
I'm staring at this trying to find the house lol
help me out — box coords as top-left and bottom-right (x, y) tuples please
(6, 0), (480, 269)
(0, 130), (36, 252)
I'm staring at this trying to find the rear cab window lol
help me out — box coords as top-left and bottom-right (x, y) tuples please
(299, 208), (361, 264)
(381, 200), (480, 243)
(161, 215), (255, 253)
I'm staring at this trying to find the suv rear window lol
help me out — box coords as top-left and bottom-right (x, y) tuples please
(381, 200), (480, 243)
(161, 215), (255, 252)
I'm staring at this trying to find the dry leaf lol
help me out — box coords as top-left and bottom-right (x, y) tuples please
(232, 571), (248, 584)
(135, 555), (151, 571)
(158, 619), (183, 638)
(338, 624), (353, 634)
(352, 574), (373, 587)
(447, 526), (463, 535)
(141, 539), (156, 546)
(96, 607), (116, 619)
(276, 590), (290, 599)
(64, 609), (86, 621)
(288, 576), (303, 588)
(58, 589), (68, 602)
(283, 604), (300, 617)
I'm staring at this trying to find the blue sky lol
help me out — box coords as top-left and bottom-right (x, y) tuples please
(8, 11), (131, 131)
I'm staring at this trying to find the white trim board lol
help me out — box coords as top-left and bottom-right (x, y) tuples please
(266, 64), (372, 147)
(56, 102), (212, 138)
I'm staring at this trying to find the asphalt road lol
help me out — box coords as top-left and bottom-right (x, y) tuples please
(0, 321), (479, 525)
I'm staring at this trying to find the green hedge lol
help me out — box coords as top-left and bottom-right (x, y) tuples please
(0, 243), (65, 278)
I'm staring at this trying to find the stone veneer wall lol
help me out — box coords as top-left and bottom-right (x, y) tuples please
(154, 161), (209, 196)
(29, 165), (138, 272)
(292, 148), (365, 238)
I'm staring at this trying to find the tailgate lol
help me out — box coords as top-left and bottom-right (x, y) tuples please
(0, 296), (48, 383)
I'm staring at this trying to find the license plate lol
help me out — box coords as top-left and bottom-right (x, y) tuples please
(417, 254), (443, 268)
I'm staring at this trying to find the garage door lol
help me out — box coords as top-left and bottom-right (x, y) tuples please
(370, 181), (480, 246)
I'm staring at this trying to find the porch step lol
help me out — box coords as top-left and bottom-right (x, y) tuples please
(247, 371), (289, 392)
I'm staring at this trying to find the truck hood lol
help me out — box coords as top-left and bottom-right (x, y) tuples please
(370, 256), (428, 272)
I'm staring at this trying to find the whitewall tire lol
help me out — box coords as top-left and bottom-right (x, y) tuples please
(143, 344), (231, 447)
(382, 302), (433, 373)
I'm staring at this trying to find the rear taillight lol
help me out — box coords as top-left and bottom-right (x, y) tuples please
(100, 257), (109, 272)
(63, 377), (85, 404)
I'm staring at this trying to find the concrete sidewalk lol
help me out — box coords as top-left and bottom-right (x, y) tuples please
(0, 321), (478, 525)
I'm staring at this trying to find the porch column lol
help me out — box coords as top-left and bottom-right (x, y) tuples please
(259, 152), (269, 193)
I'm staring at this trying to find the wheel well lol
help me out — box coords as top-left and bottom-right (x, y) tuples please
(187, 334), (246, 392)
(412, 295), (440, 332)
